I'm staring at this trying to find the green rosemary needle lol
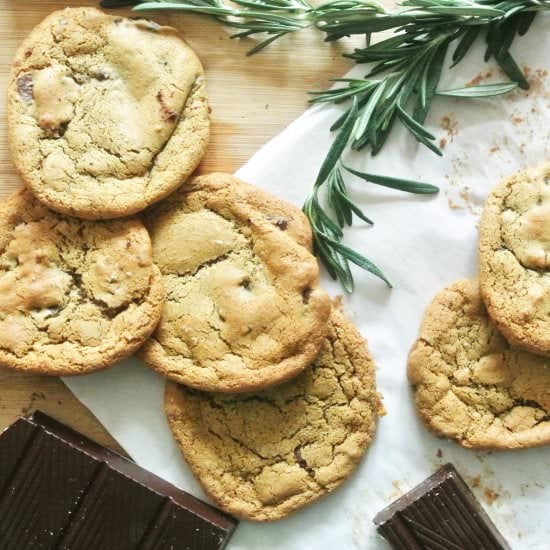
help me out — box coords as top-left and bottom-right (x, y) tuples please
(101, 0), (550, 291)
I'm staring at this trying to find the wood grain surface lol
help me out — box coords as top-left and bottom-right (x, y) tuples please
(0, 0), (373, 451)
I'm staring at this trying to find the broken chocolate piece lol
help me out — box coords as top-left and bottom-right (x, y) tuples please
(266, 215), (289, 231)
(373, 464), (509, 550)
(0, 411), (238, 549)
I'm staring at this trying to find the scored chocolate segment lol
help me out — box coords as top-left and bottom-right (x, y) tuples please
(373, 464), (510, 550)
(0, 411), (238, 550)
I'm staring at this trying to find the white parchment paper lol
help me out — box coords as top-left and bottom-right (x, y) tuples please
(64, 16), (550, 549)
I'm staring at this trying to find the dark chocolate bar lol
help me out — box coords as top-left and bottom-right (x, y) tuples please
(373, 464), (509, 550)
(0, 411), (238, 550)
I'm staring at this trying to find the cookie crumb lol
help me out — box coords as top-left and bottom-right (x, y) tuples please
(21, 391), (47, 415)
(469, 475), (481, 488)
(483, 487), (499, 505)
(465, 70), (493, 87)
(511, 115), (524, 125)
(440, 114), (458, 142)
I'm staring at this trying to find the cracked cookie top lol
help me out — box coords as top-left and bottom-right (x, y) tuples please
(7, 7), (209, 219)
(408, 279), (550, 450)
(165, 306), (383, 521)
(141, 172), (331, 392)
(479, 163), (550, 356)
(0, 188), (164, 375)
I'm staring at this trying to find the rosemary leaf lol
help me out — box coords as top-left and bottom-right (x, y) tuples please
(315, 97), (358, 186)
(314, 235), (351, 288)
(327, 169), (349, 226)
(517, 11), (536, 34)
(323, 236), (392, 287)
(244, 32), (287, 54)
(344, 165), (440, 194)
(308, 193), (344, 238)
(413, 40), (449, 124)
(436, 82), (518, 97)
(353, 81), (386, 142)
(417, 6), (504, 16)
(396, 103), (435, 140)
(336, 191), (374, 225)
(496, 50), (529, 89)
(451, 27), (481, 67)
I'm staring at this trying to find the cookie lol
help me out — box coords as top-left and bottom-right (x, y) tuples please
(141, 173), (331, 392)
(165, 306), (383, 521)
(0, 188), (164, 375)
(479, 164), (550, 356)
(7, 7), (209, 219)
(408, 279), (550, 450)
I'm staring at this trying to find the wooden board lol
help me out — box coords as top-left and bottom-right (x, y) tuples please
(0, 0), (375, 449)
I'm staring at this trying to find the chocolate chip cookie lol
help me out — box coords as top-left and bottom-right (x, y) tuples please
(8, 7), (209, 219)
(408, 279), (550, 450)
(165, 306), (383, 520)
(0, 189), (164, 375)
(141, 172), (331, 392)
(479, 163), (550, 356)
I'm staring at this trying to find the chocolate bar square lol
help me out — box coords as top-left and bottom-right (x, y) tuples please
(373, 464), (509, 550)
(0, 411), (238, 549)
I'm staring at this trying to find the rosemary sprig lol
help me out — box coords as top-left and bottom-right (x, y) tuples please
(102, 0), (320, 53)
(101, 0), (550, 290)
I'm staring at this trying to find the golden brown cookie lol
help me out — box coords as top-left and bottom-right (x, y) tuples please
(408, 279), (550, 450)
(479, 164), (550, 356)
(7, 7), (209, 219)
(141, 173), (331, 392)
(165, 306), (383, 521)
(0, 188), (164, 375)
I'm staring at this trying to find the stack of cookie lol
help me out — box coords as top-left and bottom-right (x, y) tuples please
(2, 7), (383, 521)
(3, 8), (208, 375)
(141, 172), (384, 520)
(407, 164), (549, 450)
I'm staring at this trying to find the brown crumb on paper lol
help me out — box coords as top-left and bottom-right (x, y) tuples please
(465, 70), (494, 87)
(439, 137), (447, 150)
(511, 115), (524, 125)
(469, 475), (481, 489)
(525, 67), (548, 91)
(483, 487), (500, 505)
(440, 114), (458, 142)
(447, 197), (461, 211)
(459, 186), (473, 204)
(436, 449), (443, 458)
(444, 178), (482, 216)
